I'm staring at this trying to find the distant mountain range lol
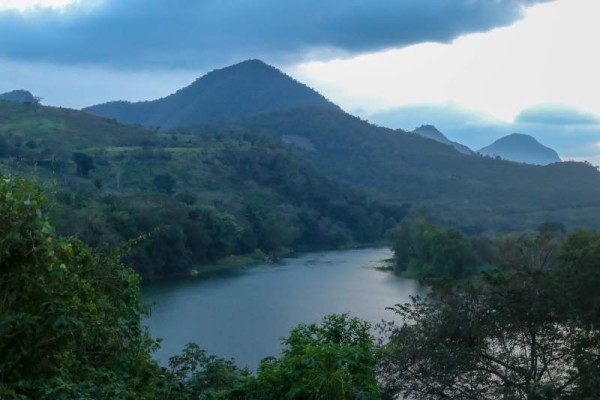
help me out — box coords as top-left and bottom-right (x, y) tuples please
(411, 125), (473, 155)
(84, 59), (338, 129)
(479, 133), (561, 165)
(0, 90), (35, 103)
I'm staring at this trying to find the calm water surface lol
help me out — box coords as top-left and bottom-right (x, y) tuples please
(143, 247), (425, 368)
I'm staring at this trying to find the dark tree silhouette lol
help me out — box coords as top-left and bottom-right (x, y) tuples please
(72, 152), (94, 177)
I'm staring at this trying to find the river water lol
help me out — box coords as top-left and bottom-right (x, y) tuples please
(143, 247), (425, 368)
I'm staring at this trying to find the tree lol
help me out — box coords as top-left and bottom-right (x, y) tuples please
(166, 343), (250, 399)
(380, 263), (600, 400)
(72, 151), (94, 177)
(250, 314), (381, 400)
(387, 219), (477, 280)
(0, 175), (164, 399)
(153, 173), (176, 194)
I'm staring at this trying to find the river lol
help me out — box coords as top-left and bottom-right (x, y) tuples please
(142, 247), (426, 368)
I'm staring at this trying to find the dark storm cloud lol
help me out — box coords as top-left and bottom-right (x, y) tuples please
(0, 0), (548, 69)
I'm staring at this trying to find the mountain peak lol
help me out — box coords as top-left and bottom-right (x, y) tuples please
(84, 60), (337, 129)
(0, 89), (36, 103)
(412, 124), (473, 155)
(479, 133), (561, 165)
(413, 125), (447, 141)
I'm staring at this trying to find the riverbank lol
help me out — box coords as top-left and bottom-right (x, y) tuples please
(190, 250), (270, 276)
(144, 241), (390, 283)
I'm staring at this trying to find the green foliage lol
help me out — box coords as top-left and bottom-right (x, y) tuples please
(0, 175), (164, 399)
(238, 106), (600, 232)
(72, 152), (95, 177)
(387, 219), (477, 280)
(0, 175), (385, 399)
(380, 230), (600, 400)
(151, 315), (381, 400)
(153, 173), (176, 194)
(165, 343), (251, 399)
(258, 314), (380, 400)
(0, 102), (407, 281)
(554, 230), (600, 329)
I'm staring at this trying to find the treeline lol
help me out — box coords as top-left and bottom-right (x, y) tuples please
(386, 218), (567, 282)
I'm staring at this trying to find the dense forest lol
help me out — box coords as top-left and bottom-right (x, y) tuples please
(0, 101), (407, 280)
(2, 176), (598, 399)
(236, 106), (600, 232)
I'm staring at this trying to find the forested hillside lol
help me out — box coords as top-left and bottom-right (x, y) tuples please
(0, 101), (407, 280)
(83, 59), (600, 233)
(236, 106), (600, 232)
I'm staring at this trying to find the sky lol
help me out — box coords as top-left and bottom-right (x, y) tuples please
(1, 0), (599, 164)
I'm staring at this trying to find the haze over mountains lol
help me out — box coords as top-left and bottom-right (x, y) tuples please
(479, 133), (561, 165)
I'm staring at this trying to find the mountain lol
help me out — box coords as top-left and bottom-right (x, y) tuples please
(234, 106), (600, 232)
(81, 59), (600, 232)
(84, 59), (337, 129)
(0, 101), (406, 280)
(412, 125), (473, 155)
(0, 89), (35, 103)
(479, 133), (561, 165)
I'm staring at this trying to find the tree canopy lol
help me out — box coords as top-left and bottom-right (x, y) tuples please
(0, 175), (164, 398)
(380, 229), (600, 400)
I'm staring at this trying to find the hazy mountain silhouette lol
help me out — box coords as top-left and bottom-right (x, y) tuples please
(412, 125), (473, 155)
(479, 133), (561, 165)
(84, 59), (337, 129)
(0, 90), (35, 103)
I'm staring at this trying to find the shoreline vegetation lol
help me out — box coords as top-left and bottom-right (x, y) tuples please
(162, 241), (389, 282)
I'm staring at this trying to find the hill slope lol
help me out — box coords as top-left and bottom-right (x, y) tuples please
(81, 59), (600, 232)
(233, 106), (600, 232)
(0, 89), (35, 103)
(84, 59), (338, 129)
(479, 133), (561, 165)
(0, 101), (406, 280)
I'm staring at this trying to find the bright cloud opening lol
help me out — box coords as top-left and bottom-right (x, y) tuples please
(292, 0), (600, 123)
(0, 0), (98, 13)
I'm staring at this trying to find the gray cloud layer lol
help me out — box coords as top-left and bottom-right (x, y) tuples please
(0, 0), (546, 69)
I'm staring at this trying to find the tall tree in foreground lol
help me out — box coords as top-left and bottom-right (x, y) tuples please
(245, 314), (381, 400)
(0, 175), (162, 399)
(379, 234), (600, 400)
